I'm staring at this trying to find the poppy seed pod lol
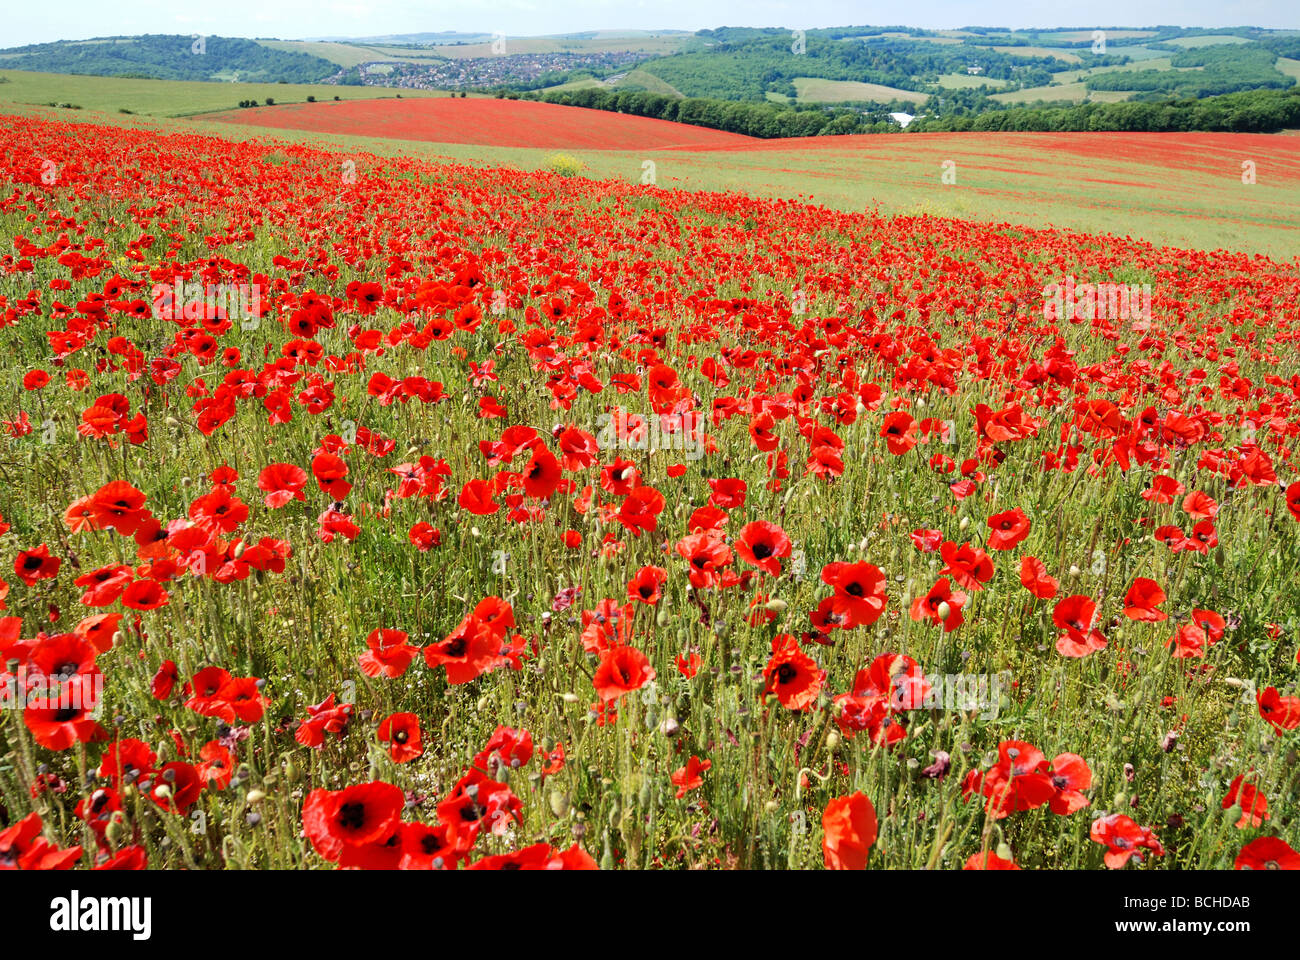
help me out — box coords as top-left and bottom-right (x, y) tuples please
(550, 790), (571, 817)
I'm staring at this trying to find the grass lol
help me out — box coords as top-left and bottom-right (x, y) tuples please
(791, 77), (924, 104)
(1166, 36), (1255, 48)
(987, 46), (1084, 64)
(0, 69), (449, 118)
(934, 73), (1010, 90)
(543, 69), (684, 98)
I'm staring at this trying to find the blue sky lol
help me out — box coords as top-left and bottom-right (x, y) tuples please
(2, 0), (1295, 47)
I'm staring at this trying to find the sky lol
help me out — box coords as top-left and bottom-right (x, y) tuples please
(1, 0), (1295, 47)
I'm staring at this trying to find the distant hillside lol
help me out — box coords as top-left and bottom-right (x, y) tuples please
(0, 35), (336, 83)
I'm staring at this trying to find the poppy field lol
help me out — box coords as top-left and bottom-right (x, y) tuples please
(205, 97), (758, 150)
(1, 110), (1299, 874)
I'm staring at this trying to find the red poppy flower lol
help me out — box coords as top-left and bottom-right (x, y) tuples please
(377, 712), (424, 764)
(673, 532), (731, 591)
(522, 449), (561, 500)
(1123, 577), (1167, 622)
(457, 479), (499, 515)
(939, 541), (994, 592)
(910, 578), (967, 632)
(966, 740), (1056, 819)
(761, 634), (824, 711)
(1235, 836), (1299, 870)
(311, 452), (352, 499)
(822, 792), (877, 870)
(820, 561), (887, 628)
(617, 485), (665, 537)
(1019, 555), (1058, 600)
(964, 851), (1020, 870)
(706, 477), (747, 509)
(986, 508), (1031, 550)
(593, 644), (656, 702)
(257, 462), (308, 508)
(424, 615), (501, 685)
(1090, 813), (1163, 869)
(0, 812), (83, 870)
(671, 756), (711, 798)
(358, 627), (420, 678)
(295, 693), (354, 747)
(302, 781), (405, 862)
(1257, 686), (1300, 734)
(735, 520), (791, 577)
(89, 481), (149, 535)
(121, 578), (169, 611)
(14, 545), (60, 587)
(23, 672), (107, 750)
(1222, 775), (1269, 828)
(627, 565), (668, 605)
(1047, 753), (1092, 815)
(881, 412), (918, 455)
(1052, 595), (1107, 658)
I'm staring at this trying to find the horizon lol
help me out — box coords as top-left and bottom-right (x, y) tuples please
(3, 1), (1297, 48)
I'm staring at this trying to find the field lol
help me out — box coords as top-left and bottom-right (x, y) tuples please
(0, 69), (448, 117)
(2, 59), (1300, 878)
(173, 100), (1300, 259)
(989, 46), (1084, 63)
(203, 98), (757, 150)
(790, 78), (926, 104)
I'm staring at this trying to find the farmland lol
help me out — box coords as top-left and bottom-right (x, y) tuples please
(203, 97), (757, 150)
(2, 18), (1300, 883)
(1, 107), (1299, 877)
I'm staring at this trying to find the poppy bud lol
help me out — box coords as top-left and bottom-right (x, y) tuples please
(562, 692), (579, 703)
(550, 790), (571, 817)
(825, 731), (840, 751)
(995, 842), (1014, 861)
(600, 832), (614, 870)
(764, 598), (788, 614)
(246, 789), (266, 804)
(937, 601), (952, 622)
(104, 816), (125, 847)
(1069, 565), (1081, 577)
(638, 780), (652, 810)
(959, 516), (970, 531)
(283, 755), (301, 784)
(655, 607), (671, 628)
